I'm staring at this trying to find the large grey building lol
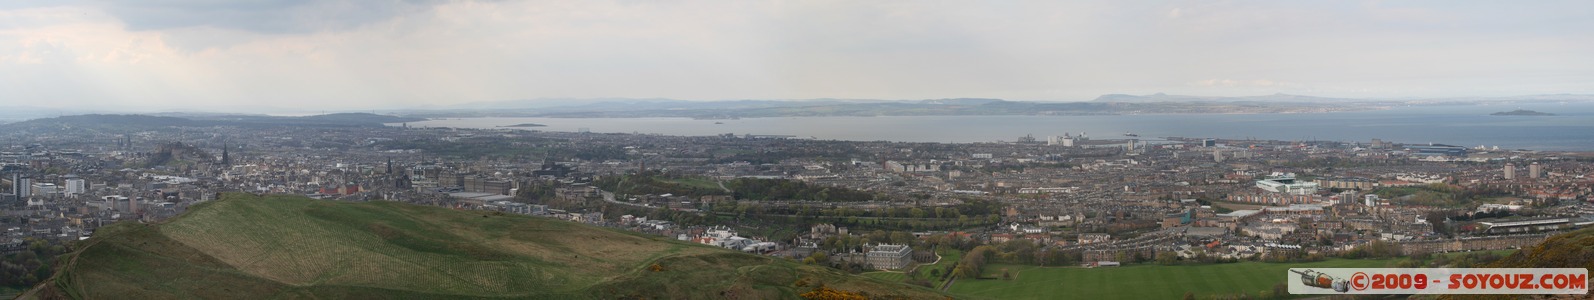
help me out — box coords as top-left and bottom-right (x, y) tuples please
(866, 244), (913, 270)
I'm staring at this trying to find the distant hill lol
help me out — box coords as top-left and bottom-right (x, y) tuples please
(0, 113), (425, 134)
(1489, 109), (1555, 116)
(0, 114), (209, 135)
(1091, 93), (1357, 103)
(4, 114), (199, 127)
(405, 94), (1434, 118)
(184, 112), (426, 126)
(22, 194), (944, 299)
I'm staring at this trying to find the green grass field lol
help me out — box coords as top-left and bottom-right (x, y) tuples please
(949, 259), (1399, 300)
(926, 249), (964, 285)
(27, 193), (946, 299)
(863, 271), (908, 282)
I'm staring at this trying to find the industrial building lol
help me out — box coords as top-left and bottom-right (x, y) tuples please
(1406, 144), (1468, 157)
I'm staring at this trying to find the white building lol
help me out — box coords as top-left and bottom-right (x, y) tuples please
(30, 183), (59, 196)
(1050, 133), (1078, 147)
(1256, 175), (1318, 195)
(65, 178), (86, 196)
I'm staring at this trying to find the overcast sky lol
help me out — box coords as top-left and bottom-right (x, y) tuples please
(1, 1), (1591, 111)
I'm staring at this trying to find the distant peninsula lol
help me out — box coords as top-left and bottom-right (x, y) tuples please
(1490, 109), (1555, 116)
(499, 123), (547, 127)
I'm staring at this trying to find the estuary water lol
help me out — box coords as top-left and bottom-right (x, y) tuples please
(402, 102), (1594, 151)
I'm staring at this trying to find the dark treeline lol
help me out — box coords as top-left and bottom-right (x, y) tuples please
(711, 198), (1004, 231)
(1, 238), (66, 289)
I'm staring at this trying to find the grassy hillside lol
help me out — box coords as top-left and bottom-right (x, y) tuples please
(27, 193), (946, 299)
(949, 259), (1399, 300)
(1436, 227), (1594, 300)
(1487, 226), (1594, 270)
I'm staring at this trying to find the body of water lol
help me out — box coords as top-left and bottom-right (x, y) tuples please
(401, 102), (1594, 151)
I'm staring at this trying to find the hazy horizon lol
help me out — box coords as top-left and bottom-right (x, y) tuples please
(3, 1), (1593, 111)
(5, 92), (1594, 119)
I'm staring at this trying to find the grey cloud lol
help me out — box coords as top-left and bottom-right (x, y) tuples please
(0, 0), (86, 9)
(98, 0), (445, 33)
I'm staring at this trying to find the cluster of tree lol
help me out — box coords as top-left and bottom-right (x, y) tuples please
(513, 180), (558, 202)
(592, 172), (728, 198)
(600, 204), (713, 228)
(1, 238), (66, 288)
(812, 230), (919, 252)
(948, 240), (1087, 278)
(725, 178), (879, 202)
(721, 212), (1000, 232)
(953, 245), (994, 279)
(1371, 184), (1470, 207)
(1373, 183), (1518, 208)
(707, 199), (1005, 232)
(1450, 209), (1517, 222)
(800, 252), (828, 265)
(798, 252), (872, 274)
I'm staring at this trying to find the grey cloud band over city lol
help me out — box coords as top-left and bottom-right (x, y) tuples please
(0, 1), (1591, 111)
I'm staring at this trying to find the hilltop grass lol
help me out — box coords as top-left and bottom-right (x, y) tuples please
(949, 259), (1399, 300)
(30, 193), (946, 299)
(920, 248), (964, 287)
(862, 271), (908, 282)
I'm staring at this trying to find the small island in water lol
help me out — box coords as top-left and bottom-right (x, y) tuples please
(498, 123), (547, 127)
(1490, 109), (1555, 116)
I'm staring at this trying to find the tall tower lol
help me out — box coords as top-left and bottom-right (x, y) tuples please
(221, 142), (231, 165)
(16, 176), (31, 198)
(1503, 163), (1516, 180)
(7, 173), (18, 198)
(1529, 162), (1542, 179)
